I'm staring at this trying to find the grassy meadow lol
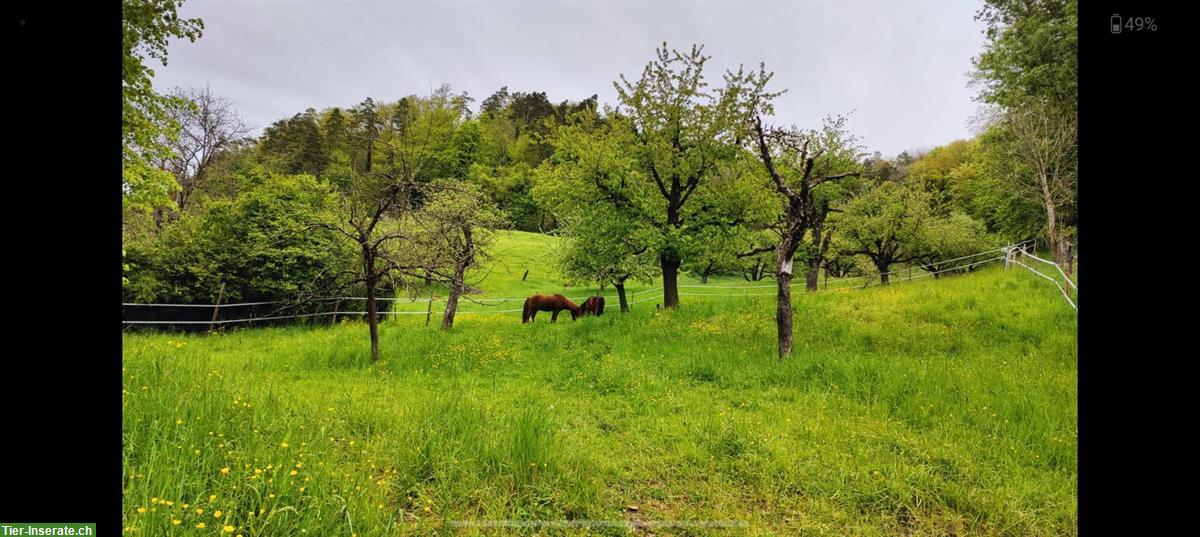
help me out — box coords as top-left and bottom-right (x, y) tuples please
(122, 232), (1077, 536)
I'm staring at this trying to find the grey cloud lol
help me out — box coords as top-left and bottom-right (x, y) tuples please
(155, 0), (986, 157)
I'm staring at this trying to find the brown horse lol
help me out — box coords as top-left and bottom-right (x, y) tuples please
(579, 296), (606, 316)
(522, 294), (580, 323)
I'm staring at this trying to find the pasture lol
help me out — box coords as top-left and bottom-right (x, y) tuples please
(122, 232), (1077, 536)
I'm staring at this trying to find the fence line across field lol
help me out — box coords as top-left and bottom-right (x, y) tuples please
(1020, 250), (1077, 290)
(1013, 260), (1077, 310)
(123, 245), (1034, 326)
(122, 287), (662, 309)
(1005, 242), (1077, 310)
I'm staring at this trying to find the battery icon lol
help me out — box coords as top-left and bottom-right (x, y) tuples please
(1111, 14), (1122, 33)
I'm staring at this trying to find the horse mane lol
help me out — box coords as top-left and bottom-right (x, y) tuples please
(556, 294), (580, 314)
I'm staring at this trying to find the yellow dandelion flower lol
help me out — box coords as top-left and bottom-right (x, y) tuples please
(220, 467), (231, 475)
(289, 470), (298, 476)
(223, 525), (235, 533)
(136, 507), (146, 514)
(299, 487), (305, 492)
(171, 520), (181, 526)
(176, 419), (182, 425)
(151, 497), (159, 504)
(280, 442), (289, 448)
(424, 506), (431, 513)
(195, 508), (204, 515)
(196, 522), (206, 529)
(213, 510), (222, 518)
(209, 495), (217, 502)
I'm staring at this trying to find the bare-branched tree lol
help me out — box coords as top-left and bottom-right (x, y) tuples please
(1002, 101), (1077, 268)
(162, 85), (252, 214)
(734, 65), (863, 358)
(411, 181), (506, 330)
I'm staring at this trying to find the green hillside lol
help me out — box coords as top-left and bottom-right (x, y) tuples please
(122, 232), (1077, 536)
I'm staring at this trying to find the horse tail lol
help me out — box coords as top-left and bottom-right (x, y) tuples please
(522, 297), (531, 323)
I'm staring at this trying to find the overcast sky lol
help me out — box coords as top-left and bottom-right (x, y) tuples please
(155, 0), (987, 157)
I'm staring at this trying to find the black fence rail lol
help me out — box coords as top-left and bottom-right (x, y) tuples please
(121, 298), (395, 332)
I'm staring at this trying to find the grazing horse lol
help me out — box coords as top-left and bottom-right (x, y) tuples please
(579, 296), (606, 316)
(522, 294), (580, 323)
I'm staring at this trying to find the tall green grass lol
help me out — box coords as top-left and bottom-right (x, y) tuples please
(123, 243), (1076, 535)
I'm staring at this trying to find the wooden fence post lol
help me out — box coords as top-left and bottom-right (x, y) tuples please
(209, 282), (225, 333)
(331, 298), (340, 325)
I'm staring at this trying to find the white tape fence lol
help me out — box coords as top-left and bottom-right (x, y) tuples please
(1005, 242), (1078, 310)
(123, 240), (1070, 326)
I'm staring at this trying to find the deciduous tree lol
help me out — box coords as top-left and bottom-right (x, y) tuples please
(609, 43), (760, 308)
(122, 0), (204, 217)
(743, 88), (864, 357)
(162, 85), (252, 213)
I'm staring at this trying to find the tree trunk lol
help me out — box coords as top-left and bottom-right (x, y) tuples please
(365, 275), (380, 362)
(364, 140), (373, 173)
(443, 225), (475, 329)
(776, 252), (794, 359)
(660, 250), (681, 308)
(805, 257), (820, 292)
(875, 259), (891, 285)
(177, 187), (191, 215)
(615, 281), (629, 313)
(700, 262), (714, 284)
(806, 223), (827, 292)
(441, 264), (465, 330)
(1040, 173), (1065, 267)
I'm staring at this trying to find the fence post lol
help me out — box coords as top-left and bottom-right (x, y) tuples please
(331, 298), (340, 325)
(209, 282), (225, 333)
(425, 293), (435, 327)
